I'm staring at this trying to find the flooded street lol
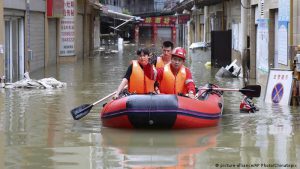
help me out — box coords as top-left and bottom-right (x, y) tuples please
(1, 44), (300, 169)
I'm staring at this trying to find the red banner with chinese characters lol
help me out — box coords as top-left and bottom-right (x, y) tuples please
(47, 0), (64, 18)
(140, 16), (176, 26)
(59, 0), (75, 56)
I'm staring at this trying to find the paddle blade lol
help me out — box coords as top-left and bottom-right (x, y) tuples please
(240, 85), (261, 97)
(71, 104), (93, 120)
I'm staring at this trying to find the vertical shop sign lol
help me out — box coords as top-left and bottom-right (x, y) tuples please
(256, 19), (269, 72)
(59, 0), (75, 56)
(278, 0), (290, 22)
(278, 21), (288, 65)
(277, 0), (290, 65)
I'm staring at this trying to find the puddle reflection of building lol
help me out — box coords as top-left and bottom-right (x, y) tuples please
(101, 127), (220, 168)
(238, 104), (298, 166)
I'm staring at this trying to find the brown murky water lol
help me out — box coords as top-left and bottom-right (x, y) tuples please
(1, 44), (300, 169)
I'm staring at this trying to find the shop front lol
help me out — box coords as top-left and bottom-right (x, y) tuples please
(136, 16), (177, 44)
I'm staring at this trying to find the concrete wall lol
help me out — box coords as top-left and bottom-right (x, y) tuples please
(76, 14), (84, 58)
(1, 0), (98, 77)
(130, 0), (155, 15)
(293, 0), (300, 45)
(47, 19), (57, 66)
(225, 0), (241, 28)
(77, 0), (85, 14)
(4, 0), (45, 12)
(249, 5), (256, 79)
(249, 0), (294, 85)
(250, 0), (259, 5)
(4, 0), (26, 10)
(226, 0), (242, 67)
(265, 0), (278, 10)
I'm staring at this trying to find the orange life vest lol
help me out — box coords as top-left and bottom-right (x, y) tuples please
(156, 57), (165, 68)
(129, 60), (155, 94)
(159, 63), (187, 94)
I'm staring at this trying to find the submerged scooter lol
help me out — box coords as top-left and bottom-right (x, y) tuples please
(240, 96), (259, 113)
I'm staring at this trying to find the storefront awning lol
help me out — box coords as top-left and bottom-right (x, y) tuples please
(100, 5), (143, 31)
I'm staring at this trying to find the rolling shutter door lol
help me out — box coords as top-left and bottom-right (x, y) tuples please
(30, 12), (45, 72)
(157, 27), (172, 42)
(30, 12), (45, 71)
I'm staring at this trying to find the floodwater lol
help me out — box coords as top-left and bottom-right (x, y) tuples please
(1, 43), (300, 169)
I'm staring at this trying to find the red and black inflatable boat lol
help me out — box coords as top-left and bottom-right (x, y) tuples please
(100, 87), (224, 129)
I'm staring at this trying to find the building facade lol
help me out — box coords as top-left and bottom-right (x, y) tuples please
(0, 0), (101, 83)
(175, 0), (299, 86)
(99, 0), (178, 44)
(131, 0), (178, 45)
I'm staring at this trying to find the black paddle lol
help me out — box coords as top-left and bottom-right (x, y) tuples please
(200, 85), (261, 97)
(71, 91), (117, 120)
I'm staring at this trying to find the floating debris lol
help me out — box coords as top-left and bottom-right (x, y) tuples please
(2, 72), (67, 89)
(215, 59), (241, 78)
(189, 41), (208, 49)
(110, 49), (119, 53)
(204, 61), (211, 68)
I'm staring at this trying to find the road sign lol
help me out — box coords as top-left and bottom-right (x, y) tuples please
(264, 69), (293, 105)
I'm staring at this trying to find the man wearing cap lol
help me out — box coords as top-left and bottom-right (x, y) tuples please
(144, 47), (196, 99)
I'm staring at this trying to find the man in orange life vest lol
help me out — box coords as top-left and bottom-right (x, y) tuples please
(151, 41), (174, 93)
(112, 48), (154, 100)
(155, 41), (174, 68)
(144, 47), (196, 99)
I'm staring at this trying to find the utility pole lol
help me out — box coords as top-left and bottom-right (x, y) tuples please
(241, 0), (249, 85)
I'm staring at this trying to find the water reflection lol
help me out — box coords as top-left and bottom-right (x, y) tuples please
(100, 127), (220, 168)
(1, 43), (300, 168)
(218, 101), (300, 168)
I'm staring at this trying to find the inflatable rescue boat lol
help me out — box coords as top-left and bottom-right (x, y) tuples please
(100, 86), (224, 129)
